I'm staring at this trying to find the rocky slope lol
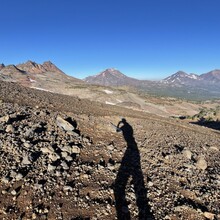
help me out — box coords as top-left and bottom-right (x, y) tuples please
(0, 80), (220, 220)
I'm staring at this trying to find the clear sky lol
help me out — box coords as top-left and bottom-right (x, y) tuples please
(0, 0), (220, 80)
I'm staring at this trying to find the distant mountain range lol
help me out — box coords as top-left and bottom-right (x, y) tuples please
(85, 68), (220, 86)
(85, 68), (220, 100)
(1, 60), (220, 100)
(163, 70), (220, 85)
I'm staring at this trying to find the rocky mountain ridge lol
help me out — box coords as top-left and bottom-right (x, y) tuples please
(0, 60), (80, 79)
(16, 60), (65, 75)
(0, 60), (83, 93)
(1, 61), (220, 100)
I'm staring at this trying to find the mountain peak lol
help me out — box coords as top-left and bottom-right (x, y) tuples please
(42, 61), (65, 75)
(200, 69), (220, 82)
(105, 68), (117, 72)
(43, 60), (53, 65)
(26, 60), (37, 65)
(163, 70), (199, 84)
(174, 71), (188, 76)
(84, 68), (139, 86)
(99, 68), (125, 78)
(16, 61), (45, 74)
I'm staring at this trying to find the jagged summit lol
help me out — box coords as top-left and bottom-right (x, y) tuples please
(15, 60), (65, 75)
(42, 61), (65, 74)
(16, 61), (43, 74)
(0, 60), (83, 90)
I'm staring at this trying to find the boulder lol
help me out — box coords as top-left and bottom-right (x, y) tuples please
(56, 116), (75, 132)
(196, 156), (208, 170)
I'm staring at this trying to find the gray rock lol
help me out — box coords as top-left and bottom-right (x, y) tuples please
(0, 115), (10, 123)
(61, 145), (72, 154)
(48, 164), (56, 172)
(10, 170), (17, 178)
(25, 128), (34, 137)
(182, 149), (192, 160)
(5, 125), (14, 133)
(22, 155), (32, 165)
(65, 156), (73, 162)
(15, 173), (23, 181)
(107, 145), (114, 151)
(203, 212), (215, 220)
(63, 186), (73, 191)
(41, 146), (54, 154)
(196, 156), (208, 170)
(1, 190), (7, 195)
(61, 151), (68, 158)
(61, 161), (69, 170)
(72, 146), (81, 154)
(148, 181), (154, 187)
(56, 116), (75, 132)
(23, 142), (31, 148)
(48, 152), (60, 161)
(11, 190), (17, 196)
(1, 176), (10, 184)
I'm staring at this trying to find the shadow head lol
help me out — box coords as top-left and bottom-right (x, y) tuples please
(121, 118), (126, 123)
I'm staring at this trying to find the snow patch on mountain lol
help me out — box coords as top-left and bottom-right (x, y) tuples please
(103, 89), (113, 94)
(105, 101), (116, 105)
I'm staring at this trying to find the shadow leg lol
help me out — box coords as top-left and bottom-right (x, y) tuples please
(133, 167), (153, 220)
(114, 165), (131, 220)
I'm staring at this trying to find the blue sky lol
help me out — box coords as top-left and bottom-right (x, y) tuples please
(0, 0), (220, 79)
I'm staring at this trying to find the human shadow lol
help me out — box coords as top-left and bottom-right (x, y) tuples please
(114, 118), (154, 220)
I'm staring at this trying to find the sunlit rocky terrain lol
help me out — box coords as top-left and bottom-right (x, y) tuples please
(0, 80), (219, 220)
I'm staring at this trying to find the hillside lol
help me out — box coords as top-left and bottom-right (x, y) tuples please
(0, 80), (220, 220)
